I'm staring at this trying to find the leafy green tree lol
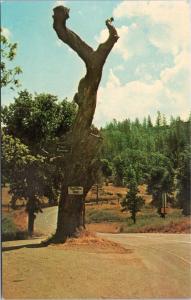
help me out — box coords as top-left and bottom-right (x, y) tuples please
(166, 118), (189, 168)
(2, 90), (76, 150)
(2, 90), (77, 236)
(101, 112), (190, 218)
(142, 117), (147, 129)
(2, 133), (45, 235)
(147, 154), (174, 217)
(147, 115), (153, 128)
(100, 158), (112, 178)
(2, 91), (76, 207)
(0, 29), (22, 89)
(113, 155), (126, 186)
(176, 147), (191, 215)
(121, 170), (144, 223)
(156, 111), (162, 127)
(162, 114), (167, 127)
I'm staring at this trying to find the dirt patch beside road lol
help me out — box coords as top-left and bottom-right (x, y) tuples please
(53, 231), (129, 254)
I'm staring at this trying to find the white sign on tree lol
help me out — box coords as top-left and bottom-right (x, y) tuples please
(68, 186), (84, 195)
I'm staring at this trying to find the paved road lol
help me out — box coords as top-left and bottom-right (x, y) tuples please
(35, 206), (58, 235)
(3, 207), (191, 298)
(100, 232), (191, 265)
(34, 207), (191, 297)
(99, 232), (191, 298)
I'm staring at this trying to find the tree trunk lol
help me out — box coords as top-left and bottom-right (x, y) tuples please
(28, 211), (36, 236)
(51, 5), (119, 242)
(132, 211), (136, 224)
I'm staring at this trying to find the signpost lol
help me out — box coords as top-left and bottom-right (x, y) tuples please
(68, 186), (84, 195)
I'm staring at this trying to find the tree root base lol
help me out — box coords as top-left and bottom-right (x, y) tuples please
(41, 227), (86, 245)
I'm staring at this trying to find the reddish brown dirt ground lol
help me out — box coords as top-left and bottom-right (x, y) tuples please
(53, 231), (129, 254)
(11, 210), (27, 230)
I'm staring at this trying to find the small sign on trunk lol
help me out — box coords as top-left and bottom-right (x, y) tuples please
(68, 186), (84, 195)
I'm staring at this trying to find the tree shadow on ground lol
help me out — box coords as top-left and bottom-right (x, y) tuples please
(2, 242), (47, 252)
(1, 239), (49, 252)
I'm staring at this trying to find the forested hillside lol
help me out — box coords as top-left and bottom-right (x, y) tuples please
(101, 112), (191, 215)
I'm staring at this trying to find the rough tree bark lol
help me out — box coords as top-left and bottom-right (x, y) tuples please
(51, 5), (119, 242)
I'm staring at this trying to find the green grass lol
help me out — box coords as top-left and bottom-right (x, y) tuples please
(86, 208), (124, 223)
(85, 206), (190, 233)
(120, 210), (190, 233)
(2, 215), (28, 241)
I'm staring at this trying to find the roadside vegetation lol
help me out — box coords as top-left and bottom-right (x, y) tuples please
(2, 214), (28, 241)
(120, 211), (191, 233)
(101, 113), (190, 217)
(86, 204), (191, 233)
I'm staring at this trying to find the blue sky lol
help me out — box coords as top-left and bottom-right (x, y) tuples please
(1, 0), (191, 127)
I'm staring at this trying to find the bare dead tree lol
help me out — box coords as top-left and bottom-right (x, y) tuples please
(51, 5), (119, 242)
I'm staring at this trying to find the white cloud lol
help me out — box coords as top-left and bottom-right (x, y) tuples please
(160, 50), (191, 119)
(94, 72), (162, 126)
(106, 69), (121, 88)
(1, 27), (11, 40)
(161, 50), (190, 89)
(135, 64), (153, 82)
(113, 0), (191, 54)
(93, 1), (191, 127)
(114, 65), (125, 72)
(94, 63), (190, 127)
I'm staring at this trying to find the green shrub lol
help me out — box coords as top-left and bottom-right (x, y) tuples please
(2, 215), (28, 241)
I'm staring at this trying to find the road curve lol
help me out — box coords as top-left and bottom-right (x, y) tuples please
(2, 207), (191, 298)
(99, 232), (191, 298)
(35, 207), (191, 298)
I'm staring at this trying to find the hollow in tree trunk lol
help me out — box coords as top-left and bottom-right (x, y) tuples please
(51, 5), (119, 243)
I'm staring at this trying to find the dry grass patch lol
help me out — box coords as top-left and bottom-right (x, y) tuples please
(51, 231), (129, 254)
(140, 218), (191, 233)
(87, 222), (122, 233)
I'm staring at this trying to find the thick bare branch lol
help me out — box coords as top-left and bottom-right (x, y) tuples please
(95, 17), (119, 64)
(53, 6), (119, 69)
(53, 6), (94, 65)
